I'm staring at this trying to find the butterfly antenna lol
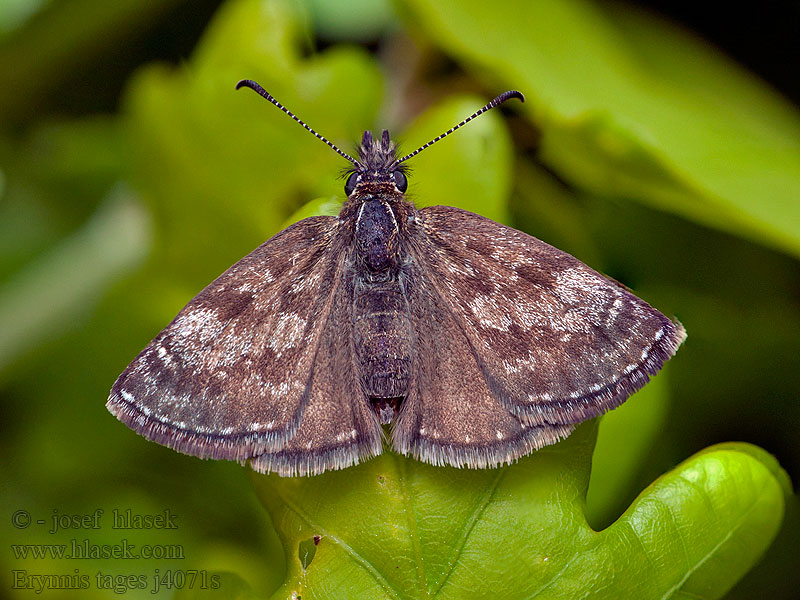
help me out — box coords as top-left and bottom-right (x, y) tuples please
(397, 90), (524, 164)
(236, 79), (358, 165)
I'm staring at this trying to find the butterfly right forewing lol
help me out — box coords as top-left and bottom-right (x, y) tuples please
(412, 206), (685, 428)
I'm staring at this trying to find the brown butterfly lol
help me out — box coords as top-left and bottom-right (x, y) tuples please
(107, 81), (685, 476)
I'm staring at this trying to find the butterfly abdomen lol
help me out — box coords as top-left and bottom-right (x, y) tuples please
(350, 195), (412, 405)
(352, 278), (412, 402)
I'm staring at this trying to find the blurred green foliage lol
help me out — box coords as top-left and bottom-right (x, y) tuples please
(1, 0), (797, 598)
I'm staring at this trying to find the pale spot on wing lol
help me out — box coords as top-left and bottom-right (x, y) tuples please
(334, 429), (359, 443)
(246, 419), (276, 432)
(173, 307), (224, 345)
(468, 294), (512, 331)
(267, 312), (307, 356)
(445, 257), (477, 277)
(491, 246), (536, 276)
(262, 380), (291, 398)
(605, 297), (624, 326)
(551, 267), (625, 330)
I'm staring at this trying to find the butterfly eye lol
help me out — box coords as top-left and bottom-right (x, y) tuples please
(392, 170), (408, 192)
(345, 173), (359, 196)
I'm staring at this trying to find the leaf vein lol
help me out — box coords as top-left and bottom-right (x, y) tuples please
(432, 466), (508, 595)
(397, 455), (428, 598)
(659, 484), (770, 600)
(271, 484), (403, 600)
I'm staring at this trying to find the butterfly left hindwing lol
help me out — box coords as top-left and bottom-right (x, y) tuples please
(250, 267), (383, 477)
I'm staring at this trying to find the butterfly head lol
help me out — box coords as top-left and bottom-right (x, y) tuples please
(344, 130), (408, 197)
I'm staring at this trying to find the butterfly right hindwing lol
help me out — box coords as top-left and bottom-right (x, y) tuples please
(392, 235), (575, 468)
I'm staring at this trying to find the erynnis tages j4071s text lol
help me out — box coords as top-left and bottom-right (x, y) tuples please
(107, 80), (686, 477)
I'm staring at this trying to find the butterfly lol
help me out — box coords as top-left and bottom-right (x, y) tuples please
(107, 80), (685, 477)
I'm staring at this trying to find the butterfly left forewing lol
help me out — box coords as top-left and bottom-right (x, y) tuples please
(413, 206), (685, 428)
(107, 216), (346, 461)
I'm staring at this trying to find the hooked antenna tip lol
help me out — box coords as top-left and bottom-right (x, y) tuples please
(236, 79), (259, 92)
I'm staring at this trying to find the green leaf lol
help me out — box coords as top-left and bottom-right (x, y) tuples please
(124, 0), (384, 286)
(283, 196), (342, 228)
(252, 424), (787, 599)
(0, 0), (46, 37)
(401, 0), (800, 259)
(174, 572), (260, 600)
(0, 187), (149, 375)
(301, 0), (396, 41)
(585, 370), (670, 529)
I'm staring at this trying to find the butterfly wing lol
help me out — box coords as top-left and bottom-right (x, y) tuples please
(107, 216), (352, 461)
(393, 264), (574, 468)
(250, 269), (383, 476)
(409, 206), (685, 429)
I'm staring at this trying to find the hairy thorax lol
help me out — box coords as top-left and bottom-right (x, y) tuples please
(351, 197), (413, 419)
